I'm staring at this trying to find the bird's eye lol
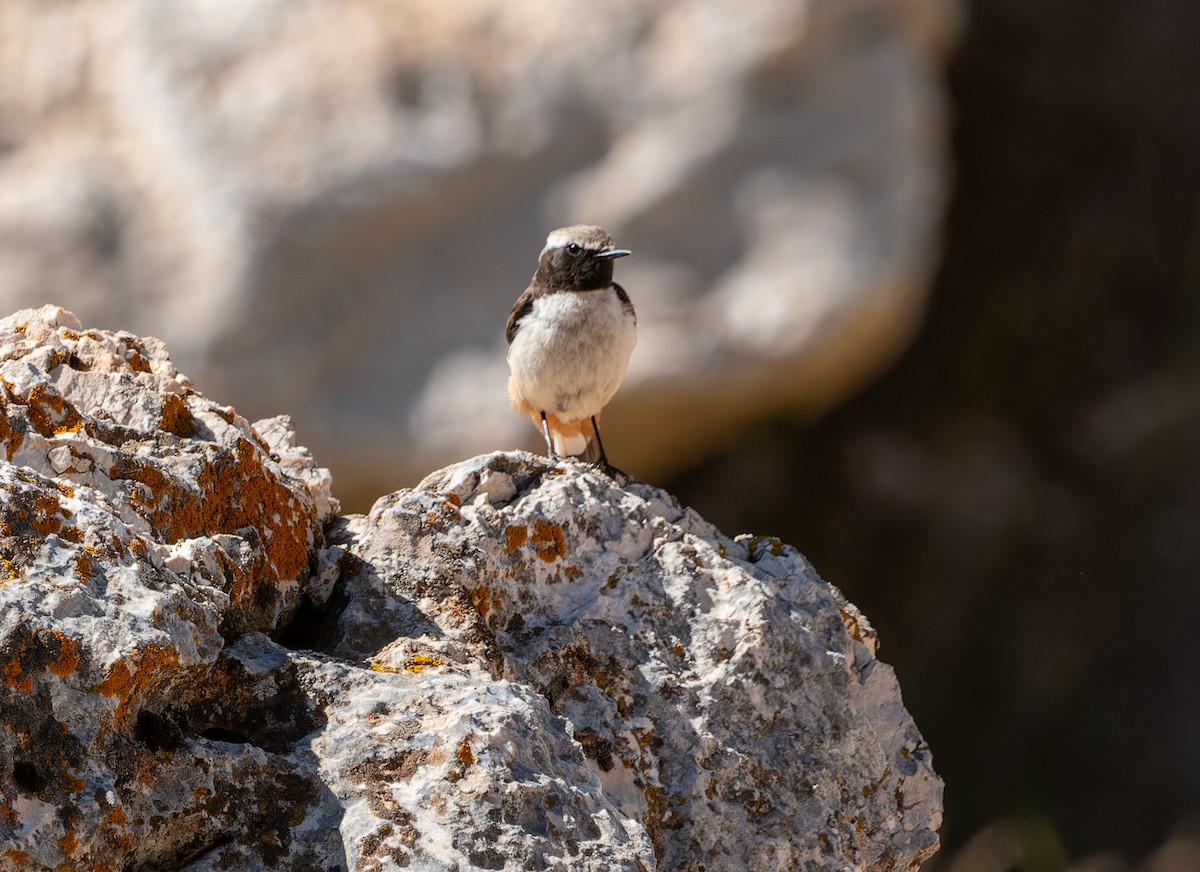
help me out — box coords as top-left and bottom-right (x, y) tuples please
(566, 242), (582, 256)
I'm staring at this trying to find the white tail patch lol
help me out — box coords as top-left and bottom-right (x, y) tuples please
(554, 431), (588, 457)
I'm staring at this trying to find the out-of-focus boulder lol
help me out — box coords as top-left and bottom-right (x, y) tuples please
(0, 0), (958, 507)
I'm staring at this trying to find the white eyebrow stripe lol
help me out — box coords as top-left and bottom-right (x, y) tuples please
(545, 229), (576, 249)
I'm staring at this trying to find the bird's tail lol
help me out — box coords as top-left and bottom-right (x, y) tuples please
(578, 428), (603, 463)
(538, 412), (601, 460)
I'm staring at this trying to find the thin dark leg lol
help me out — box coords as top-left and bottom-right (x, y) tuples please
(540, 411), (557, 457)
(590, 415), (609, 466)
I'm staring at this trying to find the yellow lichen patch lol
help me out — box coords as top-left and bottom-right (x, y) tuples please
(2, 848), (28, 865)
(370, 663), (403, 675)
(93, 644), (180, 724)
(503, 525), (527, 555)
(405, 653), (442, 674)
(108, 456), (172, 513)
(747, 535), (784, 558)
(530, 520), (566, 563)
(48, 632), (81, 677)
(59, 525), (83, 544)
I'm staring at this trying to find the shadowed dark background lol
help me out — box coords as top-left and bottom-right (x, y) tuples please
(670, 0), (1200, 866)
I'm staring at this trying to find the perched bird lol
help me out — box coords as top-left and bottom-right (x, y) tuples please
(506, 225), (636, 466)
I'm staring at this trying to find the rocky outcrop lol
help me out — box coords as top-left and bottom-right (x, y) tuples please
(0, 306), (339, 869)
(0, 0), (959, 504)
(0, 309), (941, 870)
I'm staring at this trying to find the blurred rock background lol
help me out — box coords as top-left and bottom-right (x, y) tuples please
(0, 0), (954, 504)
(1, 0), (1197, 868)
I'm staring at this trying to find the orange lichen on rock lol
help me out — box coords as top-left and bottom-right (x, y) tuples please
(109, 437), (312, 586)
(468, 584), (505, 622)
(530, 520), (565, 563)
(0, 625), (82, 690)
(159, 393), (198, 438)
(20, 384), (83, 436)
(93, 644), (181, 724)
(48, 632), (81, 677)
(73, 551), (97, 585)
(29, 493), (68, 536)
(191, 438), (311, 580)
(456, 740), (475, 766)
(503, 525), (527, 555)
(3, 659), (32, 693)
(0, 398), (23, 460)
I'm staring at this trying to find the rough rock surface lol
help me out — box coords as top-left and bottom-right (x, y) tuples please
(0, 306), (338, 870)
(0, 310), (941, 870)
(328, 453), (943, 870)
(0, 0), (959, 503)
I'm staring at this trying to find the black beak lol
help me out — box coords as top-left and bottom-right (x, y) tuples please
(594, 247), (632, 260)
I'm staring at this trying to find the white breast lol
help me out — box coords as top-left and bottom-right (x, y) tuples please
(507, 287), (637, 422)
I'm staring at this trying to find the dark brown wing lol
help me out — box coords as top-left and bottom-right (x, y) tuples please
(506, 286), (536, 345)
(613, 282), (636, 324)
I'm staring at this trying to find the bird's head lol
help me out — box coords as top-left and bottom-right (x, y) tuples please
(536, 225), (631, 291)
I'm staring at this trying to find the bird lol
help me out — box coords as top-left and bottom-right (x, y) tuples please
(505, 225), (636, 467)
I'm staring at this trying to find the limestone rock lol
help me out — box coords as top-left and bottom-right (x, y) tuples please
(329, 452), (943, 869)
(0, 0), (959, 504)
(0, 306), (336, 870)
(0, 309), (940, 869)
